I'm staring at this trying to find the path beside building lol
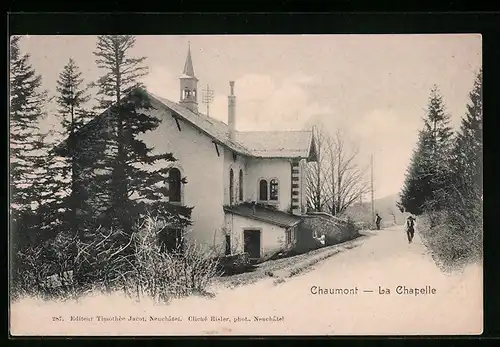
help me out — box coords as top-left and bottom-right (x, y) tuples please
(215, 233), (367, 288)
(10, 226), (482, 336)
(166, 225), (483, 335)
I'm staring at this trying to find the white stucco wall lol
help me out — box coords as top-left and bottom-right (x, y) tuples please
(246, 158), (292, 212)
(136, 102), (226, 254)
(224, 213), (287, 258)
(222, 149), (248, 206)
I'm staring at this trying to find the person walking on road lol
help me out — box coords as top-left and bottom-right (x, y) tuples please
(375, 213), (382, 230)
(405, 215), (416, 243)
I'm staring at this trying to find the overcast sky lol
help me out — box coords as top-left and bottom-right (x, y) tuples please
(18, 34), (482, 199)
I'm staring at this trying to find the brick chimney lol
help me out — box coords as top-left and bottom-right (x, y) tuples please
(228, 81), (236, 140)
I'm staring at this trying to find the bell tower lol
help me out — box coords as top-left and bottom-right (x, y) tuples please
(179, 42), (199, 113)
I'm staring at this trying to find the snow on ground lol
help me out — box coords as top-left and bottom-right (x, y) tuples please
(10, 226), (482, 336)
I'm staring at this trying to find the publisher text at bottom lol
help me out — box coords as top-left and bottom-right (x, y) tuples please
(188, 316), (285, 323)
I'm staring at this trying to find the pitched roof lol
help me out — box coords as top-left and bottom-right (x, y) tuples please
(149, 93), (251, 155)
(149, 93), (314, 159)
(224, 203), (302, 228)
(54, 89), (315, 161)
(236, 131), (313, 158)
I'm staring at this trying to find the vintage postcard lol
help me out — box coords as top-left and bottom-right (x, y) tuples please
(9, 34), (483, 336)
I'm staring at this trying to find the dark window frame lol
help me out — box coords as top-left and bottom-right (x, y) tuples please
(168, 168), (182, 203)
(239, 169), (244, 201)
(259, 179), (268, 201)
(229, 168), (234, 205)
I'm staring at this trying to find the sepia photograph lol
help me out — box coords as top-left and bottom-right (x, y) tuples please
(9, 33), (483, 336)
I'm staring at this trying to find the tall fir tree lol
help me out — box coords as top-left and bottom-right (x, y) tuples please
(9, 37), (58, 247)
(423, 86), (455, 211)
(9, 36), (50, 232)
(53, 58), (93, 236)
(400, 85), (454, 214)
(439, 68), (484, 234)
(451, 68), (483, 198)
(90, 35), (192, 237)
(56, 58), (93, 134)
(399, 135), (427, 215)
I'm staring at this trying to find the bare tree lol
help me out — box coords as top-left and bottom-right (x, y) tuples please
(325, 129), (370, 216)
(305, 125), (329, 211)
(306, 126), (370, 216)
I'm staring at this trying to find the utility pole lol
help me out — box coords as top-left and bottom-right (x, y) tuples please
(371, 153), (375, 225)
(202, 84), (214, 116)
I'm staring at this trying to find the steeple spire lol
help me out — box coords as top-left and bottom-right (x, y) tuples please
(179, 42), (199, 112)
(183, 41), (195, 77)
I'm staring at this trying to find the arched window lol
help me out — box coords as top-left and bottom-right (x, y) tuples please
(229, 169), (234, 205)
(239, 169), (244, 201)
(259, 179), (268, 201)
(168, 168), (182, 203)
(270, 179), (279, 201)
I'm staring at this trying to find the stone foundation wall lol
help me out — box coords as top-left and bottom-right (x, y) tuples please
(302, 213), (360, 246)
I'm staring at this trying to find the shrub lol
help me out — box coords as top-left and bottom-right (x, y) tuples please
(74, 227), (134, 293)
(13, 243), (54, 300)
(123, 214), (222, 302)
(11, 213), (222, 303)
(418, 203), (483, 270)
(345, 217), (360, 235)
(12, 226), (134, 300)
(216, 253), (251, 276)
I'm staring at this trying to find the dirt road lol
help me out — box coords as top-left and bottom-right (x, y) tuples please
(10, 226), (483, 336)
(165, 225), (483, 335)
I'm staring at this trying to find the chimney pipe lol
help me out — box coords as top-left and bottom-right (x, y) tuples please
(228, 81), (236, 141)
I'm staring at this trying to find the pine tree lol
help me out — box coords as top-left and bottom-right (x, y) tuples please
(400, 85), (454, 214)
(9, 37), (56, 249)
(399, 132), (428, 215)
(442, 68), (483, 233)
(56, 58), (93, 134)
(10, 36), (49, 223)
(53, 58), (93, 236)
(90, 35), (192, 237)
(425, 86), (455, 211)
(452, 68), (483, 197)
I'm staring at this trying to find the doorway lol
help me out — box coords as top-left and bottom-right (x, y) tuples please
(243, 229), (261, 259)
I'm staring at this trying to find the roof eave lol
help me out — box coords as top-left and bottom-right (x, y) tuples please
(251, 154), (309, 160)
(223, 207), (295, 228)
(149, 94), (252, 157)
